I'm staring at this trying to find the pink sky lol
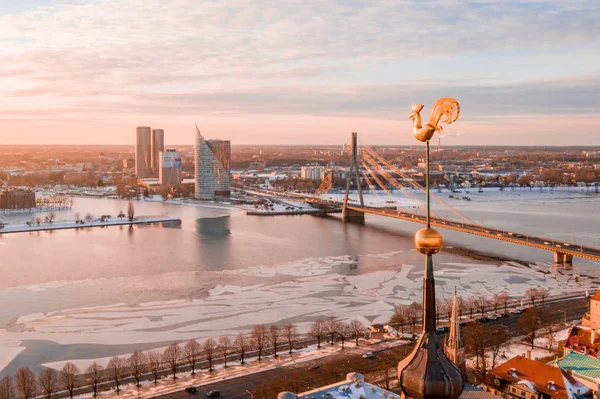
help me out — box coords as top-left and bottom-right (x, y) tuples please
(0, 0), (598, 146)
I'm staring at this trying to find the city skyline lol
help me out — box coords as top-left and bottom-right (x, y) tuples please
(0, 1), (599, 146)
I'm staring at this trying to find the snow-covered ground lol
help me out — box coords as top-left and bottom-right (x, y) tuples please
(467, 327), (572, 371)
(46, 339), (408, 398)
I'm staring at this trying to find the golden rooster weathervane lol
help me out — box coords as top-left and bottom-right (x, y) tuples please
(398, 97), (464, 399)
(409, 98), (460, 142)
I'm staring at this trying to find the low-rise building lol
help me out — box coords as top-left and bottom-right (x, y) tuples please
(484, 355), (590, 399)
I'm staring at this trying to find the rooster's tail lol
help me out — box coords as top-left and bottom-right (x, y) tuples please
(429, 98), (460, 130)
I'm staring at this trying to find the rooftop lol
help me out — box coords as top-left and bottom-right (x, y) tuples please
(490, 355), (589, 399)
(558, 351), (600, 383)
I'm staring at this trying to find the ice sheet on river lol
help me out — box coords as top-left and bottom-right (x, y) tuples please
(0, 253), (594, 373)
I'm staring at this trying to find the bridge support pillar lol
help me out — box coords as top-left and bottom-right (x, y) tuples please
(554, 252), (573, 267)
(342, 208), (365, 224)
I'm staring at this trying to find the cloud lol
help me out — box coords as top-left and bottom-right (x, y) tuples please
(0, 0), (598, 143)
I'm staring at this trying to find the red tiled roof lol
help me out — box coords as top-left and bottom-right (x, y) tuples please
(592, 288), (600, 301)
(489, 356), (585, 399)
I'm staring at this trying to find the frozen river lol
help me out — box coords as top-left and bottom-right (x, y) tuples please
(0, 188), (599, 375)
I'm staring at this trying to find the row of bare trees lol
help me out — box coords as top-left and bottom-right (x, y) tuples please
(0, 321), (364, 399)
(308, 316), (366, 348)
(35, 195), (73, 210)
(388, 288), (553, 333)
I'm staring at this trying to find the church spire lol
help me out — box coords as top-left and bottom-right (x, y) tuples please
(445, 287), (466, 376)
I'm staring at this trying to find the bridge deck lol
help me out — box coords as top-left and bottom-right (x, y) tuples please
(347, 205), (600, 263)
(238, 188), (600, 262)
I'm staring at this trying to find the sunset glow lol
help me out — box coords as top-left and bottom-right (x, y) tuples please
(0, 0), (598, 145)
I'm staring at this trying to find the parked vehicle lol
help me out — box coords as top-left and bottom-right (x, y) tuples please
(308, 364), (321, 371)
(207, 391), (220, 397)
(436, 326), (449, 333)
(488, 315), (499, 320)
(401, 333), (416, 340)
(362, 352), (374, 359)
(477, 317), (489, 323)
(186, 386), (197, 393)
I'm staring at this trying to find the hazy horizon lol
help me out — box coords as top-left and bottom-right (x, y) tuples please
(1, 0), (599, 146)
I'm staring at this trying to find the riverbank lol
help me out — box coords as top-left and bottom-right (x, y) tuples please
(0, 216), (180, 235)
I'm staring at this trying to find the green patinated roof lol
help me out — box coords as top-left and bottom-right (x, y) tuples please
(558, 351), (600, 383)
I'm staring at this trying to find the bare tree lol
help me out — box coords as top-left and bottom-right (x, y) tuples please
(538, 288), (550, 305)
(389, 305), (407, 335)
(339, 323), (351, 349)
(163, 343), (182, 379)
(487, 325), (508, 368)
(128, 350), (147, 388)
(85, 212), (93, 221)
(525, 287), (539, 306)
(518, 308), (540, 349)
(283, 323), (298, 354)
(234, 333), (250, 364)
(183, 339), (202, 375)
(147, 350), (163, 385)
(491, 293), (503, 315)
(203, 338), (217, 371)
(309, 319), (326, 348)
(251, 324), (267, 360)
(106, 356), (127, 392)
(465, 297), (477, 319)
(127, 200), (135, 221)
(498, 292), (511, 314)
(324, 316), (341, 346)
(407, 301), (422, 331)
(45, 212), (56, 224)
(464, 322), (488, 378)
(38, 368), (58, 398)
(15, 368), (36, 399)
(542, 322), (562, 352)
(436, 299), (446, 325)
(60, 362), (80, 399)
(219, 336), (233, 367)
(443, 297), (453, 322)
(476, 296), (488, 316)
(0, 376), (14, 399)
(348, 319), (365, 346)
(269, 325), (281, 356)
(85, 362), (103, 396)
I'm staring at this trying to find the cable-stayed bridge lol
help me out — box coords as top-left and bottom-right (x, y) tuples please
(241, 133), (600, 265)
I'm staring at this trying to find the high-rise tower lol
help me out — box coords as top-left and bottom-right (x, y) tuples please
(151, 128), (164, 175)
(135, 126), (152, 178)
(194, 126), (231, 200)
(445, 288), (466, 376)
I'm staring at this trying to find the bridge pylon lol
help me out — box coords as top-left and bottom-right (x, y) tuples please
(342, 132), (365, 223)
(554, 251), (573, 268)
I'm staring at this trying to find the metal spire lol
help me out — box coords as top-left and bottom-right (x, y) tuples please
(398, 100), (463, 399)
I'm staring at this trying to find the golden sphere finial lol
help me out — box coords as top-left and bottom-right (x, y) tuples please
(414, 227), (443, 255)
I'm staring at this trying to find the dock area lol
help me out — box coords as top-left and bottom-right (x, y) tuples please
(0, 216), (181, 235)
(244, 208), (341, 216)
